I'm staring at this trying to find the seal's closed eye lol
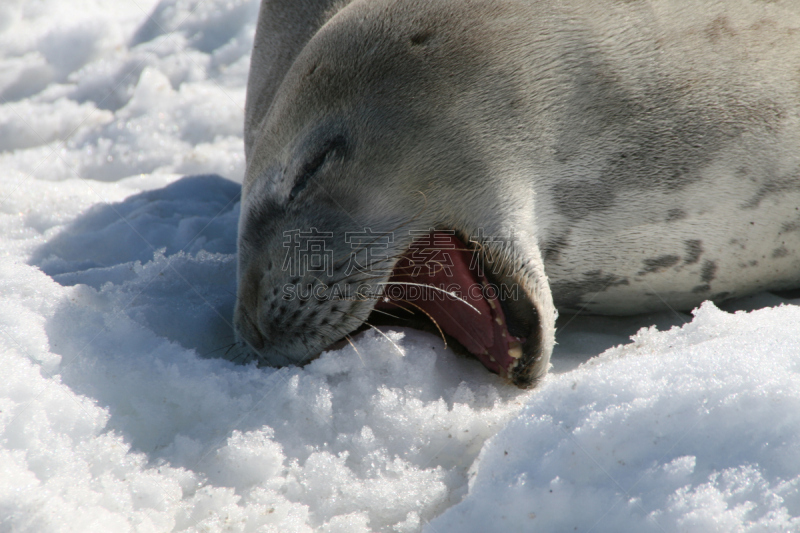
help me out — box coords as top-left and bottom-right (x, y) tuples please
(289, 135), (348, 201)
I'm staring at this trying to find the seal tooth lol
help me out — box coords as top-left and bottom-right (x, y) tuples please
(488, 298), (496, 310)
(495, 316), (503, 326)
(508, 341), (523, 359)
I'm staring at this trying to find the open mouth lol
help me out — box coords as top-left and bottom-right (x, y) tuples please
(366, 231), (543, 387)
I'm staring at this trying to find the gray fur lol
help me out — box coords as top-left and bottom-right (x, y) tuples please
(236, 0), (800, 387)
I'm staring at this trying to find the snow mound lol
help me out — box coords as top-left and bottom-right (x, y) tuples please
(2, 0), (800, 532)
(430, 302), (800, 533)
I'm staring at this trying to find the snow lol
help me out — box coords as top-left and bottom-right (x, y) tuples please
(1, 1), (799, 532)
(429, 303), (800, 532)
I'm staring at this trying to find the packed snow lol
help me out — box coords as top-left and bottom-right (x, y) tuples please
(1, 1), (799, 532)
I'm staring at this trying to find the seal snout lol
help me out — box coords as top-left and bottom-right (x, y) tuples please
(235, 251), (381, 366)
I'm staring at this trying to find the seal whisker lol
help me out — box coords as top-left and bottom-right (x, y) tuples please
(366, 306), (408, 321)
(201, 342), (239, 358)
(344, 334), (367, 366)
(378, 298), (449, 349)
(374, 281), (482, 315)
(333, 251), (465, 284)
(341, 312), (405, 358)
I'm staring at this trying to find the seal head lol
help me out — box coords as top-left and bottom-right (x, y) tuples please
(235, 0), (556, 387)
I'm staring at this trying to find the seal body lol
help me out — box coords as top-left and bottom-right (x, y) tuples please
(236, 0), (800, 387)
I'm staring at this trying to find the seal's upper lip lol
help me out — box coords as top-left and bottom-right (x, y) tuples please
(370, 231), (533, 384)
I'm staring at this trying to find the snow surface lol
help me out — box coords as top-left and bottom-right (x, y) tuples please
(1, 1), (799, 532)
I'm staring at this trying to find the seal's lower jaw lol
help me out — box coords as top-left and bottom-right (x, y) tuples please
(371, 232), (547, 389)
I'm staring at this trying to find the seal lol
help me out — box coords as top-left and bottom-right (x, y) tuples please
(235, 0), (800, 388)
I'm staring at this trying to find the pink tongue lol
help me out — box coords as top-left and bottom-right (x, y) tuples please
(376, 232), (523, 376)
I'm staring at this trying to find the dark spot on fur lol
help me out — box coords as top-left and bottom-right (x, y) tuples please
(556, 79), (717, 203)
(701, 260), (717, 283)
(781, 221), (800, 233)
(348, 300), (360, 315)
(553, 180), (616, 219)
(551, 270), (629, 311)
(692, 284), (710, 293)
(542, 232), (571, 262)
(705, 15), (737, 43)
(772, 246), (789, 258)
(683, 240), (703, 265)
(713, 292), (732, 301)
(552, 44), (786, 213)
(742, 174), (800, 209)
(666, 209), (687, 222)
(639, 255), (680, 275)
(410, 30), (433, 46)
